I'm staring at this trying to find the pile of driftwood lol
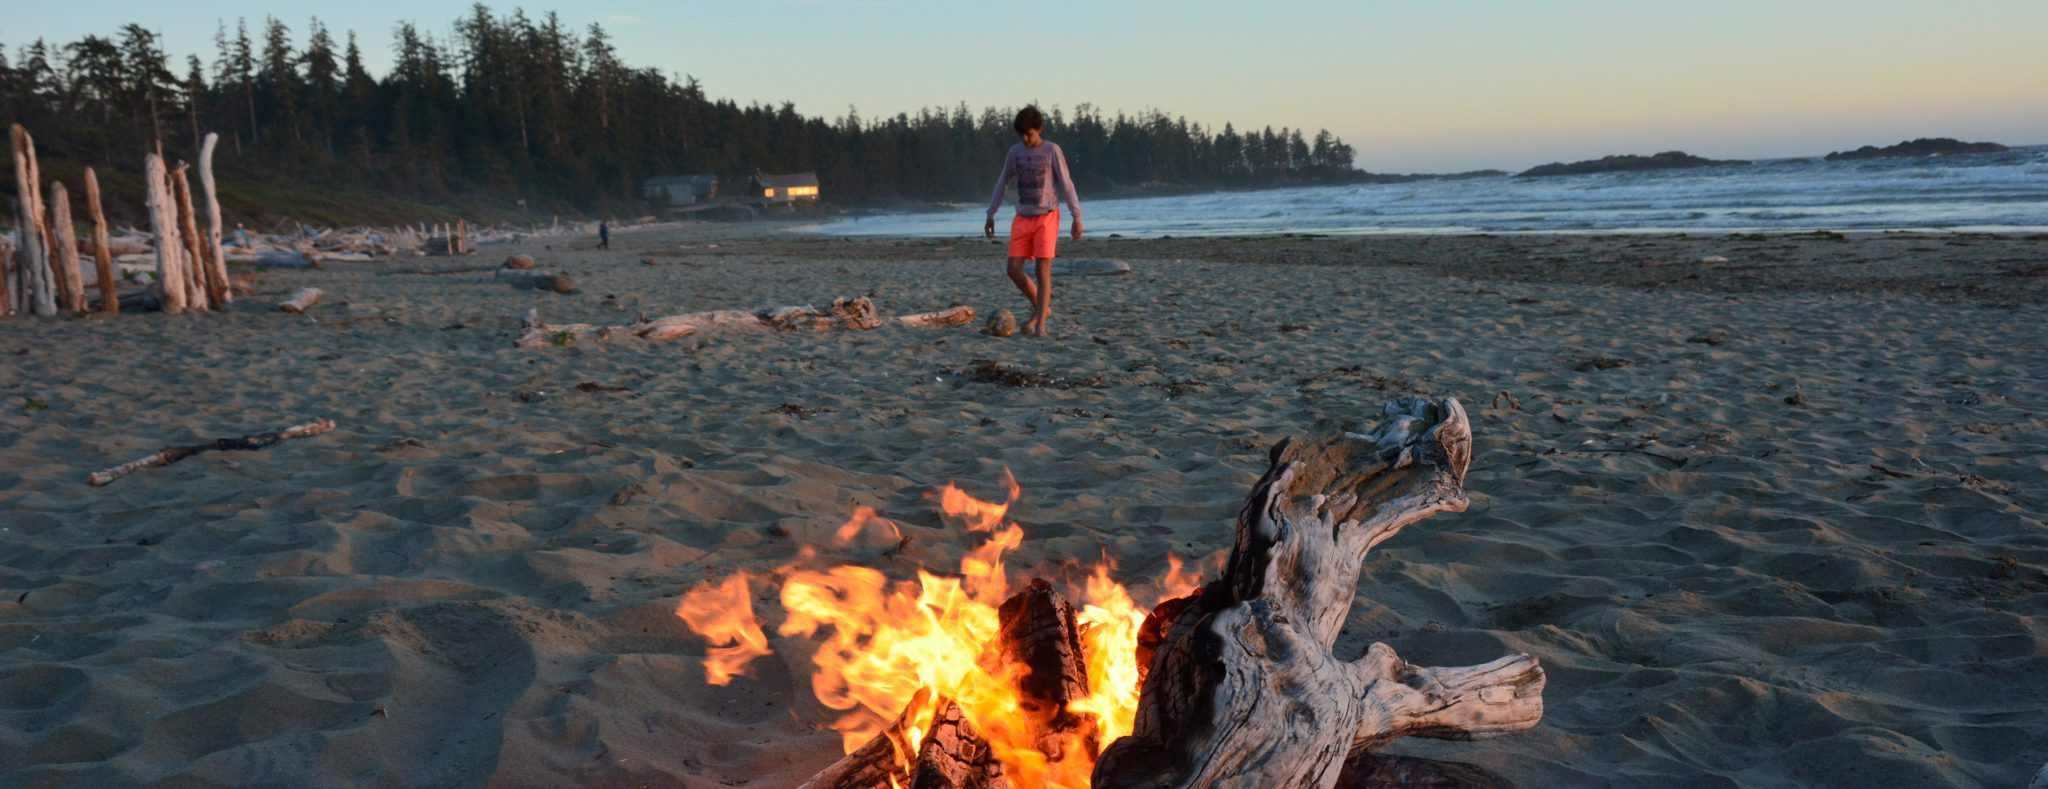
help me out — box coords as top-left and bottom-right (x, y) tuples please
(4, 125), (230, 316)
(799, 397), (1545, 788)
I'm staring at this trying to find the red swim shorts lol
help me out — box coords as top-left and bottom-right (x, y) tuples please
(1008, 211), (1060, 260)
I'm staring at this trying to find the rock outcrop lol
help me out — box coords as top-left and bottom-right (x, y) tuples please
(1824, 137), (2008, 161)
(1517, 151), (1750, 178)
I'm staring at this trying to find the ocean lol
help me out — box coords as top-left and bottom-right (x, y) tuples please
(804, 145), (2048, 237)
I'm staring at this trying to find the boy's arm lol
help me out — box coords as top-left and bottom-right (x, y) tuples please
(986, 148), (1017, 221)
(1053, 145), (1082, 222)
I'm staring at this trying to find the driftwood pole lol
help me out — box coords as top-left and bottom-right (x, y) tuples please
(196, 132), (229, 304)
(10, 123), (56, 316)
(84, 168), (117, 315)
(144, 154), (187, 315)
(171, 165), (217, 310)
(47, 182), (87, 313)
(1091, 397), (1543, 789)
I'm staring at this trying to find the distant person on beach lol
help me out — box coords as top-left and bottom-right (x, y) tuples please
(598, 220), (610, 249)
(984, 105), (1082, 336)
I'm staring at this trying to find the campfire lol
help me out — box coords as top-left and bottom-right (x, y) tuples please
(676, 470), (1201, 786)
(677, 397), (1547, 788)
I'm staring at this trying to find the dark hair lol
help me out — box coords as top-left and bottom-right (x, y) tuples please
(1013, 105), (1045, 135)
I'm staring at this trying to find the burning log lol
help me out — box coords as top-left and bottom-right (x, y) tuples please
(805, 578), (1098, 789)
(88, 419), (336, 486)
(517, 298), (973, 348)
(1092, 397), (1544, 788)
(85, 168), (117, 314)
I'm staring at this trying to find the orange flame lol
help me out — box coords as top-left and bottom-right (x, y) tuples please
(673, 574), (772, 686)
(675, 472), (1196, 787)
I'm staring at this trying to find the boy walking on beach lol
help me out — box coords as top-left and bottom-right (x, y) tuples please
(984, 106), (1082, 336)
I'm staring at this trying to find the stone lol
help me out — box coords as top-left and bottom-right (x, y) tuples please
(503, 254), (536, 269)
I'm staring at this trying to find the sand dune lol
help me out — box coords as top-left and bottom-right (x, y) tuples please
(2, 226), (2043, 786)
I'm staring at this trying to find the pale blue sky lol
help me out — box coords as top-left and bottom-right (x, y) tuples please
(12, 0), (2047, 172)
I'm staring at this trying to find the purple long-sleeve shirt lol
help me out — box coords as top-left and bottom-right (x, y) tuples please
(986, 141), (1081, 222)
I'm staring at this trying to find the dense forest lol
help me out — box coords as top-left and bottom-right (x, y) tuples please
(1, 6), (1363, 226)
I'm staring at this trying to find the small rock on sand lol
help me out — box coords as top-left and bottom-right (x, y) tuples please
(503, 254), (536, 269)
(1699, 255), (1729, 264)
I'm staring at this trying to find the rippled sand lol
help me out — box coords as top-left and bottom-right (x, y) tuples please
(2, 225), (2043, 786)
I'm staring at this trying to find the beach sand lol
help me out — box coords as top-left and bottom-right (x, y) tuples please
(2, 223), (2044, 787)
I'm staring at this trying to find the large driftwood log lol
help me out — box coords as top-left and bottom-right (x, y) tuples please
(143, 154), (188, 315)
(47, 181), (87, 313)
(171, 165), (214, 310)
(88, 419), (336, 486)
(197, 133), (230, 303)
(11, 123), (55, 316)
(84, 168), (117, 314)
(517, 298), (974, 348)
(1092, 397), (1544, 789)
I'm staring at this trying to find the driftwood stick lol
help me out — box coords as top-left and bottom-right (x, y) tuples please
(85, 168), (117, 314)
(279, 287), (324, 313)
(143, 154), (187, 315)
(11, 123), (55, 316)
(47, 181), (86, 313)
(88, 419), (337, 486)
(1092, 397), (1543, 789)
(171, 165), (213, 311)
(197, 133), (229, 302)
(518, 298), (972, 348)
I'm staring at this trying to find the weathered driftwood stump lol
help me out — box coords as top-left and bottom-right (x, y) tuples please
(47, 181), (87, 314)
(198, 133), (230, 305)
(11, 123), (55, 316)
(1092, 397), (1543, 788)
(84, 168), (117, 314)
(518, 298), (974, 348)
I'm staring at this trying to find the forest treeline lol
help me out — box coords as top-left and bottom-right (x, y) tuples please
(1, 6), (1363, 225)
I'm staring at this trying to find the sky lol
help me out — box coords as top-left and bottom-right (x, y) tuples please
(12, 0), (2048, 173)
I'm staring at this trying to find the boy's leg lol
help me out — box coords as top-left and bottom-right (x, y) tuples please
(1031, 258), (1052, 335)
(1005, 257), (1038, 305)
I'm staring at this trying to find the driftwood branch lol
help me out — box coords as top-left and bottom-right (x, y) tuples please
(143, 154), (187, 315)
(171, 165), (213, 311)
(198, 133), (230, 303)
(84, 168), (117, 314)
(88, 419), (337, 486)
(1092, 397), (1543, 789)
(279, 288), (324, 313)
(517, 298), (974, 348)
(47, 181), (86, 313)
(11, 123), (55, 316)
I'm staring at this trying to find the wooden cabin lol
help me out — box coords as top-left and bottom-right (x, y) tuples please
(644, 174), (719, 207)
(748, 172), (820, 206)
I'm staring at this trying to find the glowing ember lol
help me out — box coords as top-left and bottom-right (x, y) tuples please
(674, 472), (1202, 786)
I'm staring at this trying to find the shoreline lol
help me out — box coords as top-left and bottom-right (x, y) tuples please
(3, 225), (2044, 786)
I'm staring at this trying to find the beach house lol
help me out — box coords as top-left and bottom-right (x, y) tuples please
(748, 172), (821, 206)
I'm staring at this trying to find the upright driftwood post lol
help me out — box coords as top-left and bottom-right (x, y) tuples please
(84, 168), (117, 315)
(144, 154), (188, 315)
(197, 132), (230, 304)
(11, 123), (56, 316)
(47, 182), (87, 313)
(1092, 397), (1544, 789)
(171, 165), (216, 310)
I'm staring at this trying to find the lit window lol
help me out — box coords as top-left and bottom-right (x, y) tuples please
(763, 188), (776, 197)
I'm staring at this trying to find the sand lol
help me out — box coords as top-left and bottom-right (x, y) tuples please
(2, 223), (2044, 787)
